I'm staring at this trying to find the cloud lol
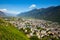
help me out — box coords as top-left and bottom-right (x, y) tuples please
(0, 9), (20, 14)
(0, 9), (8, 12)
(29, 4), (36, 9)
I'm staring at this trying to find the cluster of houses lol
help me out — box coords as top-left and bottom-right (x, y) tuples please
(7, 18), (60, 39)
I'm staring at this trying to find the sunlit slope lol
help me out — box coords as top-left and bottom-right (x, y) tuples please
(0, 18), (29, 40)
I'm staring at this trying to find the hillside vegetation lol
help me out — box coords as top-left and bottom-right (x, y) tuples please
(0, 18), (29, 40)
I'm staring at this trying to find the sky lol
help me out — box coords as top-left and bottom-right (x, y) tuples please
(0, 0), (60, 14)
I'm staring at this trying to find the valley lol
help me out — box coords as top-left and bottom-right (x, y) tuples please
(5, 17), (60, 40)
(0, 3), (60, 40)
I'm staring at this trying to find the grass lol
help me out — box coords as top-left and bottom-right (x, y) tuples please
(0, 18), (29, 40)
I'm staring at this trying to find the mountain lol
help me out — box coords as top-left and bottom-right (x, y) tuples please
(0, 11), (17, 17)
(0, 18), (29, 40)
(17, 6), (60, 22)
(0, 11), (6, 17)
(6, 13), (17, 17)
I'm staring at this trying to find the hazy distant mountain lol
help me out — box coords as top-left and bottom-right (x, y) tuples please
(6, 13), (17, 17)
(0, 11), (6, 17)
(0, 11), (16, 17)
(18, 6), (60, 22)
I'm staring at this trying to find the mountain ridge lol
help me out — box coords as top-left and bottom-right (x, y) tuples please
(17, 5), (60, 23)
(0, 11), (6, 17)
